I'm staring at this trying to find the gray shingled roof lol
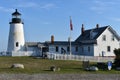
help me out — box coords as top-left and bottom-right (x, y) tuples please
(75, 26), (120, 43)
(75, 26), (108, 42)
(25, 42), (45, 47)
(45, 41), (79, 46)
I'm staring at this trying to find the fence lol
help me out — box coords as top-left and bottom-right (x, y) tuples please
(0, 51), (36, 56)
(47, 53), (115, 62)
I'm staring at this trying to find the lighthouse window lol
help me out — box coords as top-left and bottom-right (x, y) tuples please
(16, 42), (19, 47)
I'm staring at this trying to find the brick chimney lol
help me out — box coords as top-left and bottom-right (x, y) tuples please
(51, 35), (54, 44)
(81, 24), (85, 35)
(96, 24), (99, 29)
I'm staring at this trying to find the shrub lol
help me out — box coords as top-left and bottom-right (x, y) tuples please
(114, 48), (120, 67)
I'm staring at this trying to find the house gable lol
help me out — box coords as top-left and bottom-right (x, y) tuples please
(107, 27), (120, 41)
(96, 26), (120, 41)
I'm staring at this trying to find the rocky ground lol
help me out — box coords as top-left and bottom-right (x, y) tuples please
(0, 74), (119, 80)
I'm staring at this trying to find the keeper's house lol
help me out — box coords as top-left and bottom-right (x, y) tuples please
(25, 24), (120, 57)
(75, 24), (120, 56)
(42, 25), (120, 57)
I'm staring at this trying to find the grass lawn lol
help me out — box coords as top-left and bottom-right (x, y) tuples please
(0, 57), (119, 74)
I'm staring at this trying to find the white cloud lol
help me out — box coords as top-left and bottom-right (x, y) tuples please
(90, 6), (105, 14)
(0, 7), (14, 13)
(42, 22), (52, 25)
(40, 3), (57, 10)
(16, 2), (39, 8)
(90, 0), (117, 14)
(16, 2), (57, 10)
(110, 17), (120, 22)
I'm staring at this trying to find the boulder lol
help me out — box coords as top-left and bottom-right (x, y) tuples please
(11, 64), (24, 69)
(85, 66), (98, 71)
(50, 66), (56, 72)
(50, 66), (60, 72)
(89, 66), (98, 71)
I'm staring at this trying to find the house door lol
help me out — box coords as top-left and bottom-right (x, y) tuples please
(102, 51), (105, 57)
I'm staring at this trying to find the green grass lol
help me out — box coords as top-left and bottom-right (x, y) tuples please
(0, 56), (119, 74)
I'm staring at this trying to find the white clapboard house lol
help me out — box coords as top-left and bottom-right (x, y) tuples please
(75, 25), (120, 56)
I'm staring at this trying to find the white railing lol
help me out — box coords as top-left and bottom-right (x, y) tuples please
(47, 53), (115, 62)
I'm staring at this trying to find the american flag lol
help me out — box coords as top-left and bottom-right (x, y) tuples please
(70, 16), (73, 31)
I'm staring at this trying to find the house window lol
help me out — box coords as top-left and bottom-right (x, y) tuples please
(75, 46), (78, 52)
(107, 46), (111, 52)
(88, 46), (90, 52)
(56, 46), (58, 52)
(112, 35), (115, 41)
(67, 46), (70, 52)
(82, 46), (84, 52)
(16, 42), (19, 47)
(102, 35), (106, 41)
(119, 43), (120, 48)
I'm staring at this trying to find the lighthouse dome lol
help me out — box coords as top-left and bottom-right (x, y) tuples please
(12, 9), (21, 16)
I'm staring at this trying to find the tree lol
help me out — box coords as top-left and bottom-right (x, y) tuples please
(114, 48), (120, 67)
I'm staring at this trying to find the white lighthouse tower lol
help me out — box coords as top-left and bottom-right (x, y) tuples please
(7, 9), (25, 55)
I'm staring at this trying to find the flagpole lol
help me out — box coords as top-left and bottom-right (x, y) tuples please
(69, 16), (73, 56)
(70, 28), (72, 56)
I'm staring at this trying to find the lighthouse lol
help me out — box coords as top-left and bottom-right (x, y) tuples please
(7, 9), (25, 53)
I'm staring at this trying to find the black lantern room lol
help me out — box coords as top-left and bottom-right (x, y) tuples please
(10, 9), (23, 24)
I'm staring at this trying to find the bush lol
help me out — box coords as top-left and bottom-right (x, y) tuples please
(97, 62), (107, 70)
(114, 48), (120, 67)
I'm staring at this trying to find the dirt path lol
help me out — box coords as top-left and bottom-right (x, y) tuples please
(0, 74), (119, 80)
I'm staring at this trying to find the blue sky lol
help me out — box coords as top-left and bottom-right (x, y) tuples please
(0, 0), (120, 51)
